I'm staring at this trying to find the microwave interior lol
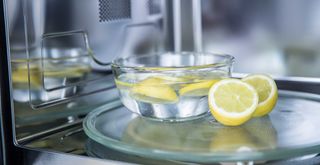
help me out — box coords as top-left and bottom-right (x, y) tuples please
(3, 0), (320, 164)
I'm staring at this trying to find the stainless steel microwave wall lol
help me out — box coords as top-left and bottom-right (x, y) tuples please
(2, 0), (320, 164)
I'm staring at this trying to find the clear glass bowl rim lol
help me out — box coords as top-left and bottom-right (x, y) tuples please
(111, 51), (235, 71)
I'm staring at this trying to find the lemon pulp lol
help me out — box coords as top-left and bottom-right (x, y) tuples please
(208, 79), (258, 126)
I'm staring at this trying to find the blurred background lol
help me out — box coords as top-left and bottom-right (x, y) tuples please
(200, 0), (320, 77)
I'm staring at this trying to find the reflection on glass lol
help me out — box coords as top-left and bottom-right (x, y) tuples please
(11, 48), (91, 103)
(122, 115), (277, 153)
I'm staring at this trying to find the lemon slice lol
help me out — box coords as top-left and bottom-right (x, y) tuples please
(115, 74), (185, 90)
(208, 79), (258, 126)
(115, 78), (135, 89)
(131, 77), (178, 104)
(114, 73), (148, 89)
(242, 74), (278, 117)
(179, 79), (220, 97)
(153, 75), (186, 82)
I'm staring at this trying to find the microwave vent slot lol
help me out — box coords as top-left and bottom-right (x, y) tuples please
(98, 0), (131, 22)
(148, 0), (161, 15)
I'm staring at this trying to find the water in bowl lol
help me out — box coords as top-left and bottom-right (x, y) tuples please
(115, 70), (229, 121)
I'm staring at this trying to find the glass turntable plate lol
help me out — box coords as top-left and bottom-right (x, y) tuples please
(83, 90), (320, 163)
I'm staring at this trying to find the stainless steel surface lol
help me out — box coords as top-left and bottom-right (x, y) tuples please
(173, 0), (181, 51)
(192, 0), (202, 52)
(18, 120), (83, 145)
(6, 1), (170, 163)
(25, 149), (132, 165)
(14, 73), (119, 140)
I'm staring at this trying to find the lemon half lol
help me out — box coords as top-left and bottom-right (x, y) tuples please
(208, 79), (258, 126)
(242, 74), (278, 117)
(131, 77), (178, 104)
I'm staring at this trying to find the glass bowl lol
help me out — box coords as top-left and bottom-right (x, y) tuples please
(111, 52), (235, 121)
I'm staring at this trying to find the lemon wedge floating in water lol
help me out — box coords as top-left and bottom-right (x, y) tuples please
(153, 75), (189, 89)
(208, 79), (258, 126)
(115, 73), (152, 89)
(179, 79), (220, 97)
(131, 77), (178, 104)
(115, 78), (135, 89)
(153, 75), (186, 82)
(115, 74), (187, 90)
(242, 74), (278, 117)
